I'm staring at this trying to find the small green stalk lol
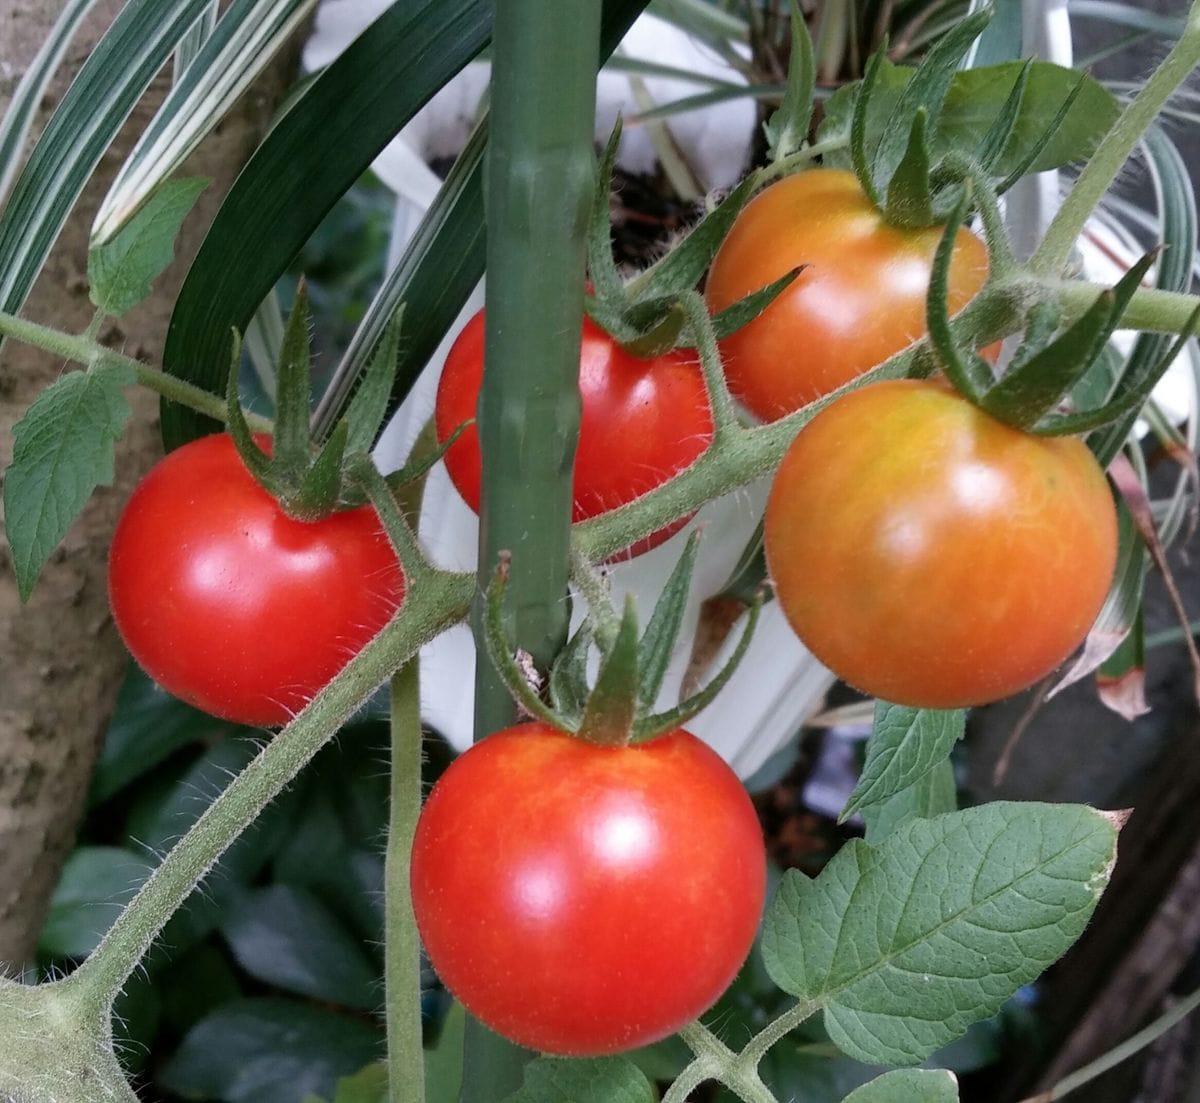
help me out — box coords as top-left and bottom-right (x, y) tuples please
(385, 661), (425, 1103)
(1032, 0), (1200, 276)
(0, 309), (272, 433)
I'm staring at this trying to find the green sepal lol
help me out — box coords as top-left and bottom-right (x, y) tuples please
(976, 60), (1032, 177)
(632, 592), (762, 742)
(482, 555), (572, 732)
(588, 120), (626, 302)
(549, 619), (595, 727)
(224, 331), (277, 492)
(622, 300), (686, 359)
(1008, 300), (1062, 369)
(710, 266), (804, 341)
(883, 109), (934, 229)
(994, 72), (1086, 194)
(764, 0), (815, 164)
(850, 42), (887, 209)
(578, 596), (641, 747)
(288, 419), (348, 521)
(983, 250), (1157, 429)
(584, 292), (640, 345)
(272, 280), (315, 490)
(626, 173), (756, 301)
(1038, 304), (1200, 437)
(637, 531), (701, 709)
(715, 521), (767, 605)
(925, 188), (993, 402)
(344, 306), (403, 455)
(380, 417), (473, 495)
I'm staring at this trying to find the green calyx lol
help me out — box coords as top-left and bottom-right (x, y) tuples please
(226, 287), (444, 521)
(483, 537), (762, 747)
(926, 189), (1200, 435)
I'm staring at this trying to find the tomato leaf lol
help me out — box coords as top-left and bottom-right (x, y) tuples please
(4, 359), (134, 602)
(841, 704), (964, 824)
(159, 998), (383, 1103)
(762, 803), (1120, 1066)
(763, 0), (814, 164)
(221, 884), (380, 1011)
(842, 1069), (959, 1102)
(637, 530), (700, 708)
(860, 759), (957, 845)
(87, 177), (208, 318)
(501, 1057), (656, 1103)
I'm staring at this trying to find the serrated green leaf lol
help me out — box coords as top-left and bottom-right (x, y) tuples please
(4, 361), (134, 601)
(843, 704), (964, 822)
(764, 0), (814, 164)
(502, 1057), (656, 1103)
(762, 803), (1119, 1066)
(637, 532), (699, 708)
(842, 1069), (958, 1102)
(88, 177), (208, 317)
(861, 759), (957, 845)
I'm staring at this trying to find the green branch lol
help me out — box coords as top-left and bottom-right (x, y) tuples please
(0, 309), (272, 432)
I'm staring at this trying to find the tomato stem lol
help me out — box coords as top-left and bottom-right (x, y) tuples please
(384, 661), (426, 1103)
(681, 290), (741, 441)
(568, 546), (621, 652)
(0, 308), (273, 433)
(1031, 0), (1200, 277)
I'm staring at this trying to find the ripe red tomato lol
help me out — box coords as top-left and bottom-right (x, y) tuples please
(410, 724), (766, 1055)
(705, 168), (992, 421)
(435, 309), (713, 557)
(108, 433), (405, 727)
(764, 380), (1118, 708)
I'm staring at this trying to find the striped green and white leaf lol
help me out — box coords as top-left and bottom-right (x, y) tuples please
(92, 0), (319, 245)
(174, 0), (219, 80)
(842, 1069), (959, 1103)
(0, 0), (98, 215)
(763, 803), (1120, 1066)
(0, 0), (210, 321)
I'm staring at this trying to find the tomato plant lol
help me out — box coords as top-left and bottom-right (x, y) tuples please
(705, 169), (991, 421)
(435, 309), (713, 556)
(764, 379), (1118, 708)
(107, 433), (405, 727)
(410, 723), (766, 1056)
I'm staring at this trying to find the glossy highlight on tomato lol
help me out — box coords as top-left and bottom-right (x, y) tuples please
(410, 724), (766, 1056)
(435, 309), (713, 556)
(705, 168), (991, 421)
(764, 380), (1118, 708)
(108, 433), (405, 727)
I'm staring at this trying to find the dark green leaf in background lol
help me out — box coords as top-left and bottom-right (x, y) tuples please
(159, 998), (383, 1103)
(39, 846), (153, 959)
(4, 361), (134, 601)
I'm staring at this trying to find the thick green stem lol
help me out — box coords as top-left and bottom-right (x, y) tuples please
(385, 661), (425, 1103)
(70, 570), (472, 1007)
(0, 309), (272, 432)
(1056, 280), (1200, 335)
(465, 0), (602, 1096)
(1031, 0), (1200, 276)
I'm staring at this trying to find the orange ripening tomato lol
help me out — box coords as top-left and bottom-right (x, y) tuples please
(764, 380), (1118, 708)
(410, 724), (766, 1056)
(435, 309), (713, 557)
(705, 168), (992, 421)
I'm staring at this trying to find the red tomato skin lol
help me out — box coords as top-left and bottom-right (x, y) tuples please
(705, 169), (992, 421)
(410, 725), (766, 1056)
(764, 380), (1118, 708)
(435, 310), (713, 555)
(108, 433), (405, 727)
